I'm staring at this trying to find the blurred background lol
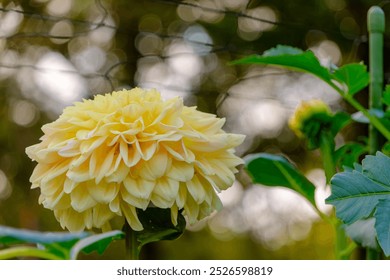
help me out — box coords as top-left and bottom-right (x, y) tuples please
(0, 0), (389, 259)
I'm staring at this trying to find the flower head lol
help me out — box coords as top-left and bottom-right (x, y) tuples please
(26, 88), (245, 232)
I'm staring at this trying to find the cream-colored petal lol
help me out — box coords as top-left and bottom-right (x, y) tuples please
(55, 208), (86, 232)
(106, 161), (129, 183)
(70, 184), (97, 212)
(167, 161), (194, 182)
(121, 203), (143, 231)
(92, 204), (115, 228)
(80, 136), (106, 154)
(186, 175), (207, 204)
(138, 149), (170, 180)
(150, 177), (179, 208)
(120, 188), (149, 210)
(170, 204), (178, 226)
(109, 195), (121, 214)
(138, 141), (157, 161)
(121, 142), (141, 167)
(38, 160), (71, 183)
(40, 176), (65, 197)
(95, 145), (116, 183)
(150, 193), (173, 208)
(67, 164), (91, 183)
(64, 178), (77, 194)
(183, 194), (199, 224)
(123, 177), (154, 199)
(49, 192), (71, 210)
(162, 141), (195, 163)
(87, 180), (119, 204)
(176, 183), (187, 208)
(153, 177), (179, 202)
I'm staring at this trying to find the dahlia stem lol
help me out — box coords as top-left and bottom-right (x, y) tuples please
(123, 222), (140, 260)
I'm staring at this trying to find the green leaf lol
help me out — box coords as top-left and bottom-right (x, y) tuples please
(382, 85), (390, 106)
(326, 152), (390, 255)
(381, 141), (390, 157)
(329, 112), (351, 136)
(334, 142), (367, 170)
(374, 199), (390, 256)
(135, 208), (186, 248)
(262, 45), (304, 56)
(332, 63), (369, 95)
(0, 225), (89, 246)
(231, 45), (333, 86)
(244, 153), (316, 205)
(69, 230), (124, 260)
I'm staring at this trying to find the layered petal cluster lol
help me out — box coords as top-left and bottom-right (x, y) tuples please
(26, 88), (245, 232)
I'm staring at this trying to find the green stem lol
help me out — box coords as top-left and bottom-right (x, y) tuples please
(123, 223), (140, 260)
(325, 72), (390, 141)
(318, 130), (354, 259)
(334, 222), (350, 260)
(337, 91), (390, 141)
(368, 6), (385, 154)
(364, 6), (385, 260)
(0, 246), (63, 260)
(366, 248), (381, 260)
(319, 132), (336, 184)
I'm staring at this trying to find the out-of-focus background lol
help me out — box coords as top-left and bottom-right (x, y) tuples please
(0, 0), (389, 259)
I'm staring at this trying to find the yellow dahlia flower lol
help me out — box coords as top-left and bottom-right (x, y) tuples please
(26, 88), (245, 232)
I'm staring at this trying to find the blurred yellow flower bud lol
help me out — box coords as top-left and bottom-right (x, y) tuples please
(289, 99), (332, 138)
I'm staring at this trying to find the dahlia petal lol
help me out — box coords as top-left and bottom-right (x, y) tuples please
(123, 177), (154, 199)
(120, 188), (149, 209)
(106, 161), (129, 183)
(167, 161), (194, 182)
(64, 178), (77, 193)
(138, 149), (170, 180)
(76, 130), (92, 140)
(109, 195), (121, 214)
(186, 175), (206, 204)
(183, 194), (199, 224)
(87, 181), (119, 204)
(151, 178), (179, 208)
(80, 136), (106, 154)
(32, 160), (70, 183)
(92, 205), (115, 228)
(176, 183), (187, 208)
(150, 193), (173, 208)
(150, 97), (183, 126)
(124, 144), (142, 167)
(30, 147), (61, 163)
(70, 184), (97, 212)
(162, 143), (185, 161)
(138, 141), (157, 161)
(40, 176), (64, 197)
(170, 204), (178, 226)
(107, 134), (120, 146)
(55, 208), (88, 232)
(49, 192), (71, 210)
(121, 203), (143, 231)
(67, 163), (90, 183)
(188, 134), (245, 152)
(95, 146), (116, 183)
(58, 140), (80, 157)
